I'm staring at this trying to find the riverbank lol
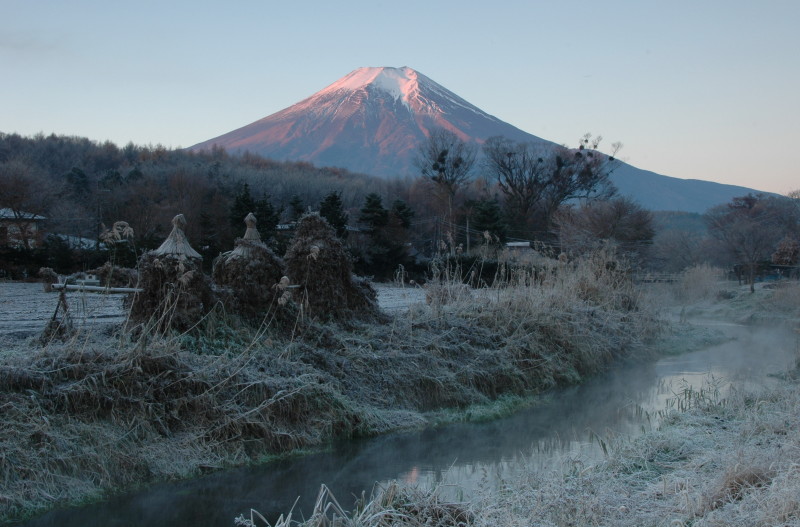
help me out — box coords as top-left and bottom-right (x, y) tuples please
(282, 367), (800, 527)
(495, 370), (800, 526)
(0, 251), (666, 524)
(257, 279), (800, 527)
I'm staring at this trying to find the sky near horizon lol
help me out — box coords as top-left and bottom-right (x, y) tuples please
(1, 0), (798, 194)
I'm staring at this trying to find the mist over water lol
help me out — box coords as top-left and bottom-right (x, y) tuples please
(16, 323), (797, 527)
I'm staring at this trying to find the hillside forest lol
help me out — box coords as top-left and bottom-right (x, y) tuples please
(1, 131), (798, 283)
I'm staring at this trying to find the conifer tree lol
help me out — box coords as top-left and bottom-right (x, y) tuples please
(230, 183), (280, 238)
(470, 198), (507, 242)
(391, 199), (415, 229)
(358, 193), (389, 235)
(358, 193), (414, 279)
(319, 191), (349, 239)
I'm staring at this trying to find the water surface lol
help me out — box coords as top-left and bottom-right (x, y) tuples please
(16, 323), (797, 526)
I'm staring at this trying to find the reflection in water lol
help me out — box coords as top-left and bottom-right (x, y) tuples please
(16, 324), (797, 527)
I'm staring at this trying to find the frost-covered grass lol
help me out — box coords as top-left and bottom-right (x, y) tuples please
(238, 270), (800, 527)
(470, 376), (800, 526)
(269, 375), (800, 527)
(0, 250), (664, 523)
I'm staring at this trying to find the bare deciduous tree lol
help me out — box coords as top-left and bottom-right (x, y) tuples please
(482, 134), (620, 237)
(415, 127), (477, 229)
(555, 196), (654, 263)
(705, 194), (782, 292)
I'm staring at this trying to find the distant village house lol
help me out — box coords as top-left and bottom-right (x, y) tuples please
(0, 208), (46, 249)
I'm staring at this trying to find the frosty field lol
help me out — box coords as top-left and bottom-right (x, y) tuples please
(0, 282), (427, 338)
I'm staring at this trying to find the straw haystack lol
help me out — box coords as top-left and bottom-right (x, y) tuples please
(90, 261), (139, 288)
(284, 213), (379, 321)
(38, 267), (58, 292)
(128, 214), (213, 332)
(212, 213), (289, 321)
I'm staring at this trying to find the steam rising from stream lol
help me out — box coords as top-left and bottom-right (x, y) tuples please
(16, 323), (798, 527)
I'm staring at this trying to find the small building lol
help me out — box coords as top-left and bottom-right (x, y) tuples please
(0, 208), (46, 248)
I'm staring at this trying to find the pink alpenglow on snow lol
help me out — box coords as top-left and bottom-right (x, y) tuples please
(190, 66), (547, 178)
(189, 66), (774, 212)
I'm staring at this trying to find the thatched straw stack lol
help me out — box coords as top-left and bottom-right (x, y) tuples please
(284, 213), (379, 321)
(90, 261), (138, 288)
(38, 267), (58, 292)
(212, 213), (290, 322)
(128, 214), (213, 332)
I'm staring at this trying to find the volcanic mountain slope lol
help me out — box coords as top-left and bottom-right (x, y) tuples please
(191, 66), (770, 213)
(190, 66), (552, 177)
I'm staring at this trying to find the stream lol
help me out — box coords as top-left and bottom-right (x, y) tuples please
(14, 322), (798, 527)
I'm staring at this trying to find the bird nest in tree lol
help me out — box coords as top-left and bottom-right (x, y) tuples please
(284, 213), (379, 321)
(212, 213), (294, 324)
(128, 214), (213, 333)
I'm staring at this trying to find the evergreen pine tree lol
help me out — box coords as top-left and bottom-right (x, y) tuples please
(230, 183), (256, 229)
(319, 191), (349, 239)
(230, 183), (280, 239)
(357, 193), (414, 279)
(391, 199), (415, 229)
(471, 198), (507, 242)
(358, 193), (389, 235)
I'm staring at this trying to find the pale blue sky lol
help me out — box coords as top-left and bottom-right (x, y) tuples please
(2, 0), (798, 193)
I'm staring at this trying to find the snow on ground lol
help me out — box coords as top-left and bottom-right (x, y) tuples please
(0, 282), (428, 337)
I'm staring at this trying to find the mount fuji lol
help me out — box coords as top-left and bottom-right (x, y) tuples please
(190, 66), (767, 213)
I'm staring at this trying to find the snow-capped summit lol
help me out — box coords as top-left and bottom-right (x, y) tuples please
(189, 66), (768, 211)
(316, 66), (420, 104)
(190, 66), (548, 177)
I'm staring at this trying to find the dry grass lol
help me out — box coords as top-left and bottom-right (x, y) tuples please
(495, 378), (800, 527)
(671, 264), (728, 304)
(272, 377), (800, 527)
(127, 252), (214, 333)
(90, 261), (138, 288)
(284, 213), (381, 323)
(212, 239), (292, 326)
(766, 279), (800, 313)
(0, 331), (363, 522)
(235, 482), (473, 527)
(1, 248), (664, 523)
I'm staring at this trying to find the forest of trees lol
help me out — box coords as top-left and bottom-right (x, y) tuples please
(1, 131), (797, 283)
